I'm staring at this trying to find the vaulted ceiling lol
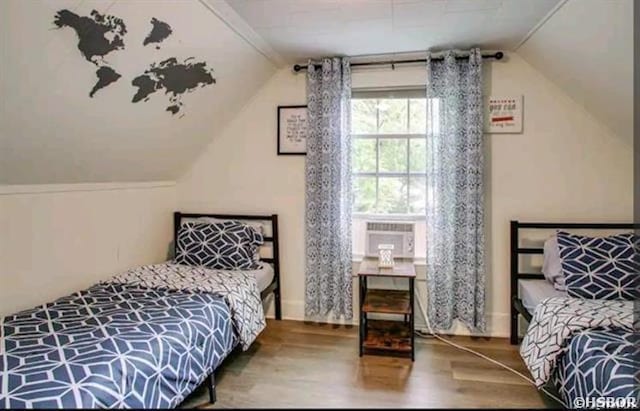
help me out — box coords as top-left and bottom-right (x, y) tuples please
(0, 0), (277, 184)
(517, 0), (633, 142)
(1, 0), (631, 185)
(226, 0), (562, 62)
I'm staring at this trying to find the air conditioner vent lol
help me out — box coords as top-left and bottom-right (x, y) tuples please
(366, 222), (414, 233)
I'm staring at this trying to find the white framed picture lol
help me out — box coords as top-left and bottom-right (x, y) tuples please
(277, 105), (308, 155)
(485, 96), (523, 133)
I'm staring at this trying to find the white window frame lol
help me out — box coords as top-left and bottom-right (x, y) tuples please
(351, 88), (427, 220)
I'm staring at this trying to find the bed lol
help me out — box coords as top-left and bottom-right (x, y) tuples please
(510, 220), (639, 407)
(509, 220), (635, 342)
(0, 212), (281, 409)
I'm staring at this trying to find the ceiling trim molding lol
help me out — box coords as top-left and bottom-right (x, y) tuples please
(0, 181), (176, 195)
(513, 0), (569, 51)
(198, 0), (286, 68)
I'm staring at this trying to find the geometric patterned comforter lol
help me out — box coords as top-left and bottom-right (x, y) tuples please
(520, 296), (635, 398)
(110, 263), (266, 350)
(553, 329), (639, 405)
(0, 283), (235, 408)
(1, 262), (267, 408)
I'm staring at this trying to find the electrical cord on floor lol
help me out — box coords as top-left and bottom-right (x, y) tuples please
(414, 294), (567, 408)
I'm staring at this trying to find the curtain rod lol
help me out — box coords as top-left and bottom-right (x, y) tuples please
(293, 51), (503, 72)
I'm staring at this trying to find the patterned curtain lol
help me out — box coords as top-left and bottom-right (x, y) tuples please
(425, 49), (485, 332)
(304, 57), (353, 320)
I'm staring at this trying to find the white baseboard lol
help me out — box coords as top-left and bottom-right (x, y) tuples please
(265, 299), (510, 337)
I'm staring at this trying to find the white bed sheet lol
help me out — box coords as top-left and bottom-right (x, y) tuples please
(253, 263), (275, 292)
(518, 279), (565, 314)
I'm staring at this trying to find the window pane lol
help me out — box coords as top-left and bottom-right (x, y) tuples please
(354, 176), (376, 213)
(378, 99), (408, 134)
(378, 138), (407, 173)
(350, 92), (430, 216)
(409, 99), (426, 134)
(351, 99), (377, 134)
(353, 138), (376, 173)
(409, 138), (426, 173)
(378, 177), (408, 214)
(409, 176), (426, 214)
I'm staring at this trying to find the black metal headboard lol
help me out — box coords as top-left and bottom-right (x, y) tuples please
(509, 220), (636, 344)
(173, 212), (282, 320)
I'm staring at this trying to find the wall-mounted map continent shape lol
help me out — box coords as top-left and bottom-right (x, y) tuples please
(143, 18), (172, 49)
(54, 9), (126, 97)
(90, 67), (122, 97)
(54, 9), (126, 63)
(131, 57), (216, 115)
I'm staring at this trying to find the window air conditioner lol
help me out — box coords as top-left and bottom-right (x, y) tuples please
(364, 221), (415, 258)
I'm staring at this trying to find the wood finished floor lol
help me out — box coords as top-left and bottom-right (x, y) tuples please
(181, 319), (550, 409)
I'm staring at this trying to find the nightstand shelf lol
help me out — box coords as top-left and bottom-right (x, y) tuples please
(362, 319), (412, 352)
(362, 289), (411, 314)
(357, 258), (416, 361)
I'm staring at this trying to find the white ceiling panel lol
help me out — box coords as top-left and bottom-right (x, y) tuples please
(225, 0), (562, 62)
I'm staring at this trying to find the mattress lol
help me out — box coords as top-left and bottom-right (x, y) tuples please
(253, 262), (275, 292)
(518, 279), (565, 314)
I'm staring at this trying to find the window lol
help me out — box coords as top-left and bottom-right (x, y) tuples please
(351, 89), (431, 216)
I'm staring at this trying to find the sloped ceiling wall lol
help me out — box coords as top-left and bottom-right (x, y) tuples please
(0, 0), (277, 184)
(517, 0), (633, 142)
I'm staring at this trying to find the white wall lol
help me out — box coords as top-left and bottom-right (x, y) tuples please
(517, 0), (633, 142)
(177, 68), (307, 320)
(0, 183), (176, 316)
(179, 52), (633, 336)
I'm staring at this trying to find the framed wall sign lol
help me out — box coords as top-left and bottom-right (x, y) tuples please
(485, 95), (523, 133)
(277, 105), (308, 155)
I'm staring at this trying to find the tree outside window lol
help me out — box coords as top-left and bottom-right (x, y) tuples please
(352, 93), (436, 216)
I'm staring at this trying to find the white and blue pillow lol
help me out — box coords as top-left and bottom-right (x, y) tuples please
(557, 231), (639, 300)
(174, 220), (263, 270)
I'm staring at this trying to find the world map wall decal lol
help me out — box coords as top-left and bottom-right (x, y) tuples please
(53, 9), (215, 117)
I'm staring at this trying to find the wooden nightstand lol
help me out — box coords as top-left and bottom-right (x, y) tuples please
(357, 258), (416, 361)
